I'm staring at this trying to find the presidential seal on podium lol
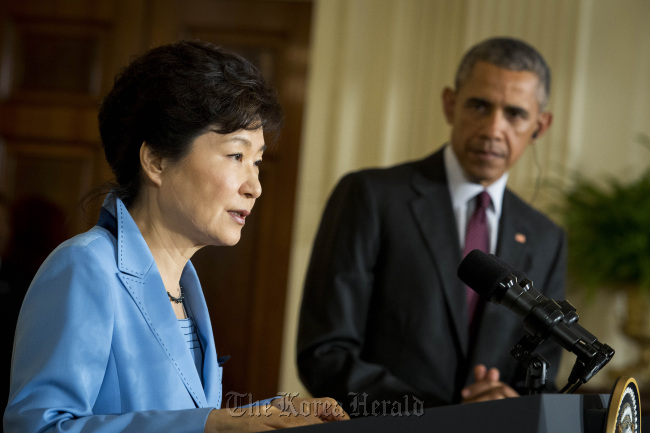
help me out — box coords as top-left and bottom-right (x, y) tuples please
(606, 377), (641, 433)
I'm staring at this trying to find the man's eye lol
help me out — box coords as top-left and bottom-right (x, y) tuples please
(505, 108), (528, 120)
(467, 100), (488, 112)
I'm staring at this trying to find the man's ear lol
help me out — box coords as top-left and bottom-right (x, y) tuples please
(139, 142), (165, 186)
(531, 112), (553, 141)
(442, 87), (456, 125)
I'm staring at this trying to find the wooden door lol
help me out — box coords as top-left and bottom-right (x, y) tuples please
(0, 0), (146, 234)
(0, 0), (311, 403)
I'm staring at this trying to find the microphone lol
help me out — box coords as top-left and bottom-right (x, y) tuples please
(457, 249), (614, 387)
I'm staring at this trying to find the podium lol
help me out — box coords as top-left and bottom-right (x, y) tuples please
(285, 394), (617, 433)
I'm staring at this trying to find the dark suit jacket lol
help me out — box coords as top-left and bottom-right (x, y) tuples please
(297, 148), (567, 411)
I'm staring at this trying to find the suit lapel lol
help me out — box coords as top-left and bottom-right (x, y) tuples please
(410, 151), (469, 356)
(181, 262), (222, 408)
(112, 199), (209, 408)
(496, 191), (531, 271)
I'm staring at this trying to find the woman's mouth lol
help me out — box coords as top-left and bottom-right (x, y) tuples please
(228, 210), (250, 225)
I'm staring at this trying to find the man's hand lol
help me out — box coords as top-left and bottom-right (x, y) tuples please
(461, 364), (519, 403)
(205, 395), (349, 432)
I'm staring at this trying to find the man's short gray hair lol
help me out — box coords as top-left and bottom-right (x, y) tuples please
(455, 37), (551, 109)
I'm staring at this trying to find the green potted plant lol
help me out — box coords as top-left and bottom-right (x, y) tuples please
(561, 134), (650, 384)
(563, 169), (650, 294)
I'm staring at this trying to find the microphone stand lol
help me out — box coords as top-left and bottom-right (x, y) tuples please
(458, 251), (615, 395)
(509, 316), (615, 395)
(561, 340), (615, 394)
(510, 333), (549, 395)
(507, 277), (615, 395)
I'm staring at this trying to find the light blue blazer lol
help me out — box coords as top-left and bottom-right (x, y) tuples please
(4, 197), (225, 432)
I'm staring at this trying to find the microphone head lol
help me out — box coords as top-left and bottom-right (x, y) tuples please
(457, 250), (513, 301)
(490, 254), (528, 283)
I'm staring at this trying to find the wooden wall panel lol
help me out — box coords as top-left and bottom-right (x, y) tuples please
(0, 0), (312, 406)
(0, 0), (144, 235)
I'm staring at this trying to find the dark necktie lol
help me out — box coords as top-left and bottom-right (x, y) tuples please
(462, 191), (491, 334)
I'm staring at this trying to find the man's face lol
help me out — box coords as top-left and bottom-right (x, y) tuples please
(442, 61), (552, 186)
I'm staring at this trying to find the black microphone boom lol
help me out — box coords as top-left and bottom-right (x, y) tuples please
(457, 249), (614, 390)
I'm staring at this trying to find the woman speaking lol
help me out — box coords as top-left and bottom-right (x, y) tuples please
(4, 40), (347, 432)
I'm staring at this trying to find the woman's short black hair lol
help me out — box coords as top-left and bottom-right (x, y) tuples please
(98, 40), (284, 208)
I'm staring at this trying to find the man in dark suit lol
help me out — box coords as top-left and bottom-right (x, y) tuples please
(297, 37), (567, 413)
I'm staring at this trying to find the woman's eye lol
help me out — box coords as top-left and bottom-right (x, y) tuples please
(254, 159), (263, 167)
(228, 153), (243, 161)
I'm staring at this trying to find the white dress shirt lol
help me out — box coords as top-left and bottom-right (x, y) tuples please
(443, 144), (509, 255)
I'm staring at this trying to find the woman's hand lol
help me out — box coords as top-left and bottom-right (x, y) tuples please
(205, 396), (349, 432)
(270, 395), (349, 423)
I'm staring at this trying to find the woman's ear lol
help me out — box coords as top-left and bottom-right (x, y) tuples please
(139, 142), (165, 186)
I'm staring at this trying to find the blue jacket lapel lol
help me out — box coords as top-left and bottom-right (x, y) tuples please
(110, 198), (210, 408)
(181, 262), (222, 408)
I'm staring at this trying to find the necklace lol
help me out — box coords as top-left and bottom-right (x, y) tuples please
(167, 287), (184, 304)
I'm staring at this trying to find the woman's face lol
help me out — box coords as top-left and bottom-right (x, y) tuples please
(158, 127), (265, 248)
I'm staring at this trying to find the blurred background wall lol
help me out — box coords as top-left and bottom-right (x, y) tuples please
(0, 0), (648, 406)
